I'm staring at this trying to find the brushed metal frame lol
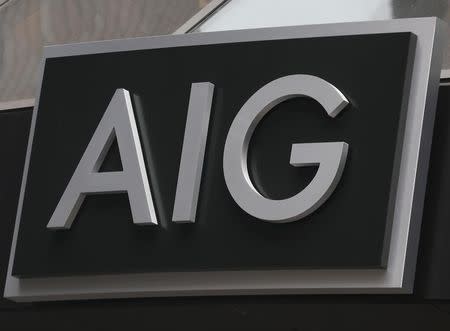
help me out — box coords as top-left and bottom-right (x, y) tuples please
(4, 18), (445, 302)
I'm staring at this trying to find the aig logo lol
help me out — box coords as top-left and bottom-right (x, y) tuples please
(48, 75), (349, 229)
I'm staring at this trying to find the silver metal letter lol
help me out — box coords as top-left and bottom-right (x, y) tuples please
(223, 74), (349, 223)
(47, 89), (157, 229)
(172, 82), (214, 223)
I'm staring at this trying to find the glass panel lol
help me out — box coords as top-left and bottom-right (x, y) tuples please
(197, 0), (450, 71)
(0, 0), (212, 106)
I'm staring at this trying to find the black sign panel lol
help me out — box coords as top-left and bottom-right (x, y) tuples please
(12, 32), (414, 277)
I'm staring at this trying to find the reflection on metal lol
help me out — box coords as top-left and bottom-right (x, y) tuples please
(47, 89), (157, 229)
(172, 82), (214, 223)
(223, 74), (349, 223)
(0, 0), (213, 108)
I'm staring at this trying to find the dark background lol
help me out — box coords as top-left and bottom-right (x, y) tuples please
(13, 33), (414, 276)
(1, 82), (450, 331)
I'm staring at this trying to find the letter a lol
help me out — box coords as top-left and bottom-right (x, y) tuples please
(47, 89), (157, 229)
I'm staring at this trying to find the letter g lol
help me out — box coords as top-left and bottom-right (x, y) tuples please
(223, 74), (349, 223)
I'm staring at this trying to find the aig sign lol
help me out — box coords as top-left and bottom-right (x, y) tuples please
(48, 75), (348, 229)
(5, 18), (445, 302)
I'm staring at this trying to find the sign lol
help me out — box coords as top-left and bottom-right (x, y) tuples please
(4, 18), (445, 301)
